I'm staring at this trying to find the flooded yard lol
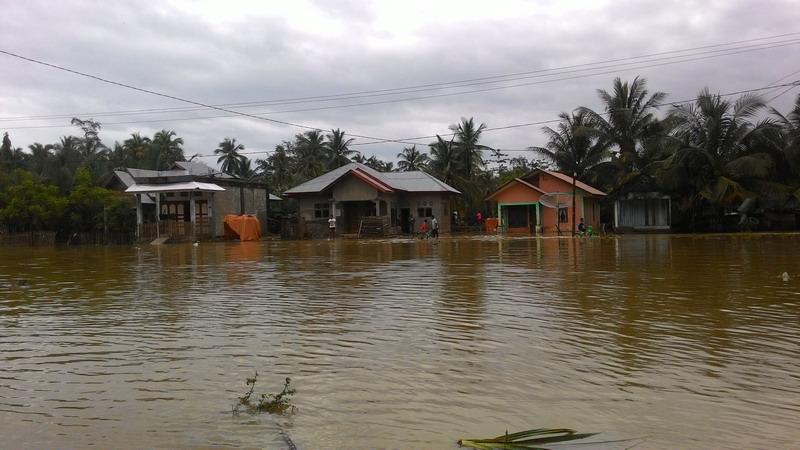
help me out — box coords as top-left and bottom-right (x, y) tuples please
(1, 235), (799, 449)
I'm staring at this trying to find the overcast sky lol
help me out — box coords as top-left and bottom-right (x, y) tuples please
(2, 0), (799, 169)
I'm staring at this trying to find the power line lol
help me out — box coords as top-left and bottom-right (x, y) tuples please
(182, 78), (800, 161)
(0, 49), (423, 146)
(4, 39), (799, 131)
(2, 32), (800, 122)
(349, 80), (800, 146)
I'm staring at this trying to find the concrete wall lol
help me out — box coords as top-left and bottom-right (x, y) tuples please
(493, 182), (543, 204)
(332, 176), (378, 201)
(401, 192), (452, 233)
(211, 185), (270, 236)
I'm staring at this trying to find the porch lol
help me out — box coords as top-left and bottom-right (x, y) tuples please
(127, 181), (225, 242)
(497, 202), (541, 234)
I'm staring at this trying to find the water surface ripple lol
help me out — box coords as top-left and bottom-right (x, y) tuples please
(1, 235), (799, 449)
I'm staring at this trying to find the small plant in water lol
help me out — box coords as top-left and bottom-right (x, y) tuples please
(232, 372), (296, 416)
(458, 428), (597, 450)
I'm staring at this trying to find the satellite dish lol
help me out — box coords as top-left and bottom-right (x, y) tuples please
(539, 192), (574, 209)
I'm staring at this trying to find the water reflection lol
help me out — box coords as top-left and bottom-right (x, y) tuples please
(1, 235), (799, 448)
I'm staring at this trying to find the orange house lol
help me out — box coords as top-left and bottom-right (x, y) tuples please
(486, 170), (605, 234)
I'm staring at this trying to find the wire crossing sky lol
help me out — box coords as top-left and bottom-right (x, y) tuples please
(1, 0), (799, 166)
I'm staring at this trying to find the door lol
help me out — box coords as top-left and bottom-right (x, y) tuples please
(400, 208), (410, 233)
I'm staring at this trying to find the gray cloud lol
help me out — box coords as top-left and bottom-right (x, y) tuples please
(1, 0), (799, 168)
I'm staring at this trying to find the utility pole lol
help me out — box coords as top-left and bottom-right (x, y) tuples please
(572, 171), (577, 235)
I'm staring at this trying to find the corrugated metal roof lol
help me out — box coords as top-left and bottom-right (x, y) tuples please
(543, 170), (606, 196)
(284, 163), (460, 195)
(113, 170), (136, 188)
(173, 161), (233, 178)
(125, 181), (226, 193)
(382, 171), (460, 193)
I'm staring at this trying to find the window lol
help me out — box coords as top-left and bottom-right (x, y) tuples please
(390, 202), (398, 226)
(314, 203), (330, 218)
(417, 207), (432, 218)
(558, 207), (568, 223)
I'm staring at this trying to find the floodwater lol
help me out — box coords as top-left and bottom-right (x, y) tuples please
(1, 235), (798, 449)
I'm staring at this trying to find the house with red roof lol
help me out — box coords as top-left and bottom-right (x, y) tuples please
(284, 163), (460, 237)
(486, 170), (605, 234)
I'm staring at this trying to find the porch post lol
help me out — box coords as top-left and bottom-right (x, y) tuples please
(209, 192), (215, 237)
(189, 196), (197, 240)
(135, 194), (142, 240)
(155, 192), (161, 239)
(497, 203), (502, 231)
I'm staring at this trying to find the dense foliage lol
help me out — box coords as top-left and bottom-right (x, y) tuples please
(2, 77), (800, 235)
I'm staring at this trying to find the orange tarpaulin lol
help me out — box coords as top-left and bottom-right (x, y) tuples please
(223, 215), (262, 241)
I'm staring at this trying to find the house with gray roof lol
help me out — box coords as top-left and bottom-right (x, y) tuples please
(108, 161), (280, 241)
(284, 163), (460, 237)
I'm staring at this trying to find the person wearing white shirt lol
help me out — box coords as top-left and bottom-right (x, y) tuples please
(328, 215), (336, 239)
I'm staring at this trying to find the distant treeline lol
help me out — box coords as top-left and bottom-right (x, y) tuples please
(2, 76), (799, 234)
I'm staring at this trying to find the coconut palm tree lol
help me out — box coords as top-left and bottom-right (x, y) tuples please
(325, 128), (357, 169)
(293, 130), (326, 179)
(237, 156), (256, 179)
(654, 89), (775, 228)
(122, 133), (152, 167)
(364, 155), (393, 172)
(396, 145), (430, 171)
(151, 130), (185, 170)
(770, 93), (800, 176)
(257, 141), (294, 193)
(28, 143), (54, 177)
(449, 117), (490, 179)
(429, 135), (458, 184)
(579, 77), (666, 174)
(50, 136), (84, 191)
(215, 138), (245, 175)
(530, 110), (611, 233)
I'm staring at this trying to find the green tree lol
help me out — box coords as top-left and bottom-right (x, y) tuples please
(0, 170), (66, 232)
(293, 130), (326, 179)
(0, 132), (12, 166)
(122, 133), (152, 168)
(28, 143), (54, 177)
(579, 77), (666, 176)
(450, 117), (490, 179)
(429, 135), (458, 185)
(50, 136), (84, 192)
(364, 155), (393, 172)
(237, 156), (256, 179)
(325, 128), (357, 169)
(770, 93), (800, 177)
(215, 138), (245, 175)
(654, 89), (774, 229)
(530, 110), (610, 232)
(396, 145), (430, 171)
(151, 130), (185, 170)
(65, 168), (135, 235)
(71, 118), (108, 177)
(257, 141), (294, 193)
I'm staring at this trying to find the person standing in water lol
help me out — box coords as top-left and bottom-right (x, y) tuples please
(409, 214), (415, 235)
(419, 218), (429, 238)
(328, 214), (336, 239)
(431, 215), (439, 239)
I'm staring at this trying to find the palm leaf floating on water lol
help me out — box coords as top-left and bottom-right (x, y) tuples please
(458, 428), (597, 450)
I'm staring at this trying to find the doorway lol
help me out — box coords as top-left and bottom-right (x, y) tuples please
(400, 208), (411, 233)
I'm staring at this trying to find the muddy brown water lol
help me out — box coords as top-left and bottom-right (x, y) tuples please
(0, 235), (798, 449)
